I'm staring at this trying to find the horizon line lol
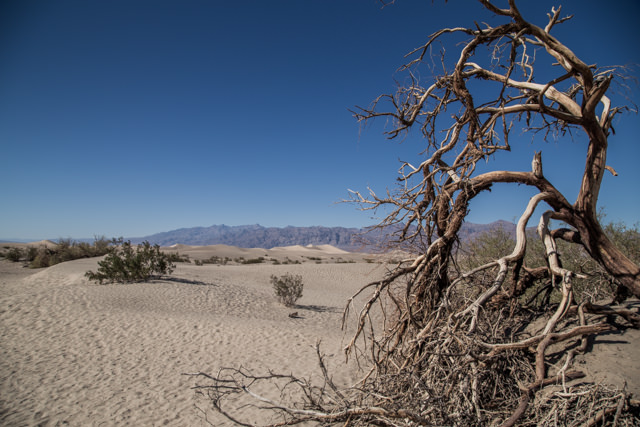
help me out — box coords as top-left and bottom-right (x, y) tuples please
(0, 219), (520, 243)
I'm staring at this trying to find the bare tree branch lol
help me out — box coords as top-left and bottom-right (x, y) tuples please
(191, 2), (640, 425)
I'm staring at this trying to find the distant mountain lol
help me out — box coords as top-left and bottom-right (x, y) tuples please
(0, 238), (37, 244)
(132, 224), (361, 250)
(131, 221), (519, 251)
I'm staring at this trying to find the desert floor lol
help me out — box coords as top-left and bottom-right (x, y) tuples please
(1, 243), (638, 426)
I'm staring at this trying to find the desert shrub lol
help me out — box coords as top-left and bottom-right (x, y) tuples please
(458, 221), (640, 305)
(242, 257), (265, 264)
(92, 236), (111, 255)
(85, 239), (175, 284)
(1, 236), (115, 269)
(167, 252), (190, 263)
(30, 248), (56, 268)
(25, 247), (39, 262)
(5, 247), (23, 262)
(2, 237), (124, 268)
(197, 255), (231, 265)
(605, 221), (640, 263)
(461, 227), (515, 267)
(571, 221), (639, 301)
(271, 273), (303, 307)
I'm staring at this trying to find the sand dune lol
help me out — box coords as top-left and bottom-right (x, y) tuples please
(271, 244), (351, 255)
(1, 244), (638, 426)
(0, 251), (385, 426)
(163, 243), (369, 264)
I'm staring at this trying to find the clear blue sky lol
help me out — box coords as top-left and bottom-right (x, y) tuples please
(1, 0), (639, 240)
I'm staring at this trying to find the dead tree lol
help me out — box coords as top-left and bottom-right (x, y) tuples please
(190, 1), (640, 425)
(349, 0), (638, 297)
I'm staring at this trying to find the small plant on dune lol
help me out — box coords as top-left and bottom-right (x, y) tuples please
(30, 248), (56, 268)
(5, 247), (23, 262)
(29, 236), (113, 268)
(195, 255), (231, 265)
(166, 252), (190, 263)
(271, 273), (304, 307)
(85, 239), (175, 284)
(1, 236), (114, 268)
(25, 247), (39, 262)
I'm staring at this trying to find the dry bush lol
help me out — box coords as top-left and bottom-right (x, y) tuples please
(85, 239), (175, 284)
(270, 273), (304, 307)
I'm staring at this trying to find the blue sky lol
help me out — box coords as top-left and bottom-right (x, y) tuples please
(1, 0), (639, 240)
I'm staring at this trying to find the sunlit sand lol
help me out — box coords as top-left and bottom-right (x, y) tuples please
(0, 244), (637, 426)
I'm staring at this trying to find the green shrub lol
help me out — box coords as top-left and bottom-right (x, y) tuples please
(85, 239), (175, 284)
(167, 252), (190, 263)
(0, 236), (115, 269)
(30, 248), (55, 268)
(196, 255), (231, 265)
(2, 237), (131, 269)
(5, 247), (23, 262)
(25, 247), (39, 262)
(270, 273), (304, 307)
(92, 236), (111, 255)
(458, 221), (640, 305)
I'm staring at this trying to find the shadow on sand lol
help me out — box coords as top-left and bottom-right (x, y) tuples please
(297, 304), (340, 313)
(154, 276), (217, 286)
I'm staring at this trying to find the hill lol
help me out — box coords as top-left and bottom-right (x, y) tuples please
(131, 221), (519, 251)
(132, 224), (360, 250)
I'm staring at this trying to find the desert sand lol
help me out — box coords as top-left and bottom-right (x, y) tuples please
(0, 244), (388, 426)
(1, 243), (638, 426)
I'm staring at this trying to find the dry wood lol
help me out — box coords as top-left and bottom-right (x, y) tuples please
(190, 1), (640, 425)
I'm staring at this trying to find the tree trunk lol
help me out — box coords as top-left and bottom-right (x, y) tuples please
(575, 215), (640, 298)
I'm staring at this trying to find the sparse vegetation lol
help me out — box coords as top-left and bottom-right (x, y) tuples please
(460, 221), (640, 307)
(194, 255), (232, 266)
(270, 273), (303, 307)
(1, 237), (112, 268)
(5, 247), (23, 262)
(85, 239), (175, 284)
(166, 252), (191, 263)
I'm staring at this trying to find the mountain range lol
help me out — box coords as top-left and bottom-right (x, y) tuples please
(131, 221), (518, 251)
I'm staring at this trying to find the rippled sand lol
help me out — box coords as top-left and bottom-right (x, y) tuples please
(1, 243), (638, 426)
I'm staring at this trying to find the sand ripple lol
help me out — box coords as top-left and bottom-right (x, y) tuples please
(0, 259), (382, 426)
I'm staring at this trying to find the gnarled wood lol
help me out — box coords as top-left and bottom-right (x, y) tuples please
(194, 2), (640, 425)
